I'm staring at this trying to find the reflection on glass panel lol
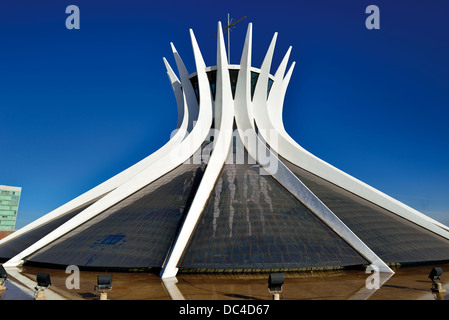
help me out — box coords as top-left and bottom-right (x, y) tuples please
(229, 69), (239, 99)
(267, 78), (274, 98)
(179, 150), (368, 271)
(27, 161), (206, 269)
(189, 76), (199, 103)
(281, 157), (449, 264)
(250, 71), (259, 100)
(207, 70), (217, 100)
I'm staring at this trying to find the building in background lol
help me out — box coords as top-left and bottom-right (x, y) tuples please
(0, 185), (21, 231)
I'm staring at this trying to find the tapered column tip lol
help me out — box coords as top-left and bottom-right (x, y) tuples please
(170, 42), (177, 53)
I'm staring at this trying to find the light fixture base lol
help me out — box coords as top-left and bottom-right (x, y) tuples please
(431, 282), (446, 293)
(34, 289), (46, 300)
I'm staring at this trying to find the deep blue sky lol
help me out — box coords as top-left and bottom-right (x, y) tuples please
(1, 0), (448, 229)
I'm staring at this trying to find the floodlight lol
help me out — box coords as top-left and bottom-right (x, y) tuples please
(34, 272), (51, 300)
(428, 267), (446, 294)
(94, 274), (112, 300)
(428, 267), (443, 283)
(268, 273), (284, 300)
(97, 274), (112, 290)
(36, 273), (51, 288)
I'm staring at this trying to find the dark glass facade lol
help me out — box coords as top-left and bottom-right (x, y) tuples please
(229, 69), (239, 99)
(281, 157), (449, 264)
(250, 71), (259, 99)
(188, 69), (273, 103)
(249, 71), (274, 100)
(0, 196), (104, 260)
(26, 161), (205, 269)
(178, 151), (368, 271)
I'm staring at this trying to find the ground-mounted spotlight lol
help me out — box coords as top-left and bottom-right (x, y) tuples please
(94, 274), (112, 300)
(268, 273), (284, 300)
(0, 265), (7, 292)
(34, 272), (51, 300)
(428, 267), (446, 293)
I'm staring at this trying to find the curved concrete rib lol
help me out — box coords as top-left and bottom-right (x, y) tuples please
(267, 46), (292, 133)
(234, 23), (393, 273)
(3, 31), (213, 267)
(161, 22), (235, 278)
(0, 58), (189, 248)
(256, 38), (449, 240)
(163, 57), (188, 134)
(171, 42), (200, 132)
